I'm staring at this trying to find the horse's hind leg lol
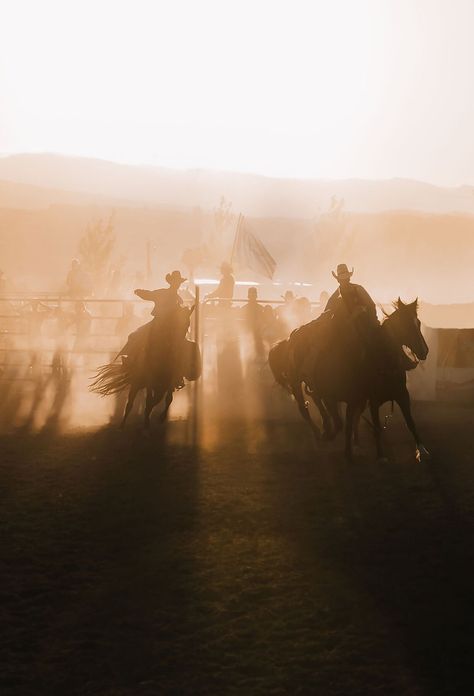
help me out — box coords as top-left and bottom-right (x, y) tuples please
(120, 386), (139, 430)
(396, 389), (430, 462)
(160, 389), (174, 423)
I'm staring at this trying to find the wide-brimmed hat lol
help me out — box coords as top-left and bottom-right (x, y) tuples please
(165, 270), (187, 285)
(332, 263), (354, 281)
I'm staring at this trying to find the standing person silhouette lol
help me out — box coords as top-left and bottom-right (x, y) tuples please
(242, 286), (265, 359)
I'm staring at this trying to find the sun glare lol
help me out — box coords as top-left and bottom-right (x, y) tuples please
(2, 0), (473, 184)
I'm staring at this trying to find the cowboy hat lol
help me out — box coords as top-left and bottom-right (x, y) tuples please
(332, 263), (354, 281)
(165, 270), (187, 285)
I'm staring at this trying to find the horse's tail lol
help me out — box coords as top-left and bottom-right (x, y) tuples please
(89, 361), (131, 396)
(268, 340), (291, 392)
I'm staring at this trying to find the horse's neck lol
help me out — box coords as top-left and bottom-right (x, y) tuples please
(381, 314), (403, 360)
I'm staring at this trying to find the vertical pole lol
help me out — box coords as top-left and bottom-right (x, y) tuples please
(146, 239), (151, 282)
(192, 285), (201, 446)
(230, 213), (242, 267)
(194, 285), (200, 342)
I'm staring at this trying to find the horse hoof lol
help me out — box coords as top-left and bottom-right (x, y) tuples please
(415, 445), (431, 463)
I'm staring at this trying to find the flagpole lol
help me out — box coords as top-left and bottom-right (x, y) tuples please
(230, 213), (242, 266)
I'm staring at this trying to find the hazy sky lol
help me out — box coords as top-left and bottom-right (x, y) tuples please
(1, 0), (473, 185)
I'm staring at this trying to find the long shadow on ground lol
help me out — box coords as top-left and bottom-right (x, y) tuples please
(1, 402), (473, 695)
(1, 425), (201, 695)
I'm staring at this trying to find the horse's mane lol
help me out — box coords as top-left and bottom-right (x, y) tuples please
(380, 297), (419, 324)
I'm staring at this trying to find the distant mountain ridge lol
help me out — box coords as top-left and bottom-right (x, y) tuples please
(1, 153), (474, 217)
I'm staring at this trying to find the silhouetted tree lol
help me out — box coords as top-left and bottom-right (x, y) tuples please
(78, 214), (116, 294)
(181, 245), (209, 282)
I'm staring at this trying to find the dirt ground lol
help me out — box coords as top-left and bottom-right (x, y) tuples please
(1, 400), (474, 695)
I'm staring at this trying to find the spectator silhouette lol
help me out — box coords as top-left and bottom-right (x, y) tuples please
(242, 287), (265, 359)
(66, 259), (92, 298)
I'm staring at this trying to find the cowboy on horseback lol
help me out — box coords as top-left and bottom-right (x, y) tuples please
(134, 269), (186, 318)
(90, 269), (201, 427)
(324, 263), (384, 369)
(109, 270), (190, 394)
(276, 263), (381, 423)
(325, 264), (378, 327)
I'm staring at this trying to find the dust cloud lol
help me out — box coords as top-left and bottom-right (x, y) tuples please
(0, 159), (472, 433)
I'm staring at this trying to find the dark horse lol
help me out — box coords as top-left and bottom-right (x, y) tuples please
(269, 299), (429, 462)
(90, 306), (201, 429)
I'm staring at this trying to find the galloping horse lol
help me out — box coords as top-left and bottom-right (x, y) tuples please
(270, 299), (429, 462)
(268, 330), (329, 440)
(91, 306), (201, 429)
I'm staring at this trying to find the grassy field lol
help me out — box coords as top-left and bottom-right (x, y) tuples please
(1, 401), (474, 695)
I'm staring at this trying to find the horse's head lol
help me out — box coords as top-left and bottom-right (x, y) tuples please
(386, 298), (429, 366)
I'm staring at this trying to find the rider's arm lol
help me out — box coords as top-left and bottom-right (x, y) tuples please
(356, 286), (377, 318)
(134, 289), (157, 301)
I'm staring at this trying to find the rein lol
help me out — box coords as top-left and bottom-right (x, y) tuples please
(380, 308), (421, 371)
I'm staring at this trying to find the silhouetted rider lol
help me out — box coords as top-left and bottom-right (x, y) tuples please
(134, 270), (185, 317)
(205, 261), (235, 308)
(325, 264), (378, 326)
(325, 264), (384, 371)
(124, 270), (190, 388)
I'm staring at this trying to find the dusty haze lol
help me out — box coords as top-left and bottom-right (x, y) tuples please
(0, 154), (472, 307)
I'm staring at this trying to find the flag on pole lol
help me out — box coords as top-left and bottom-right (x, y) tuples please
(231, 214), (276, 279)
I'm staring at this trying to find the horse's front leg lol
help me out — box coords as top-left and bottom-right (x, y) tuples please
(310, 395), (338, 440)
(144, 388), (157, 430)
(396, 388), (430, 462)
(120, 385), (139, 430)
(323, 398), (343, 440)
(344, 402), (356, 461)
(369, 398), (386, 462)
(353, 400), (366, 447)
(293, 381), (321, 440)
(159, 389), (174, 423)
